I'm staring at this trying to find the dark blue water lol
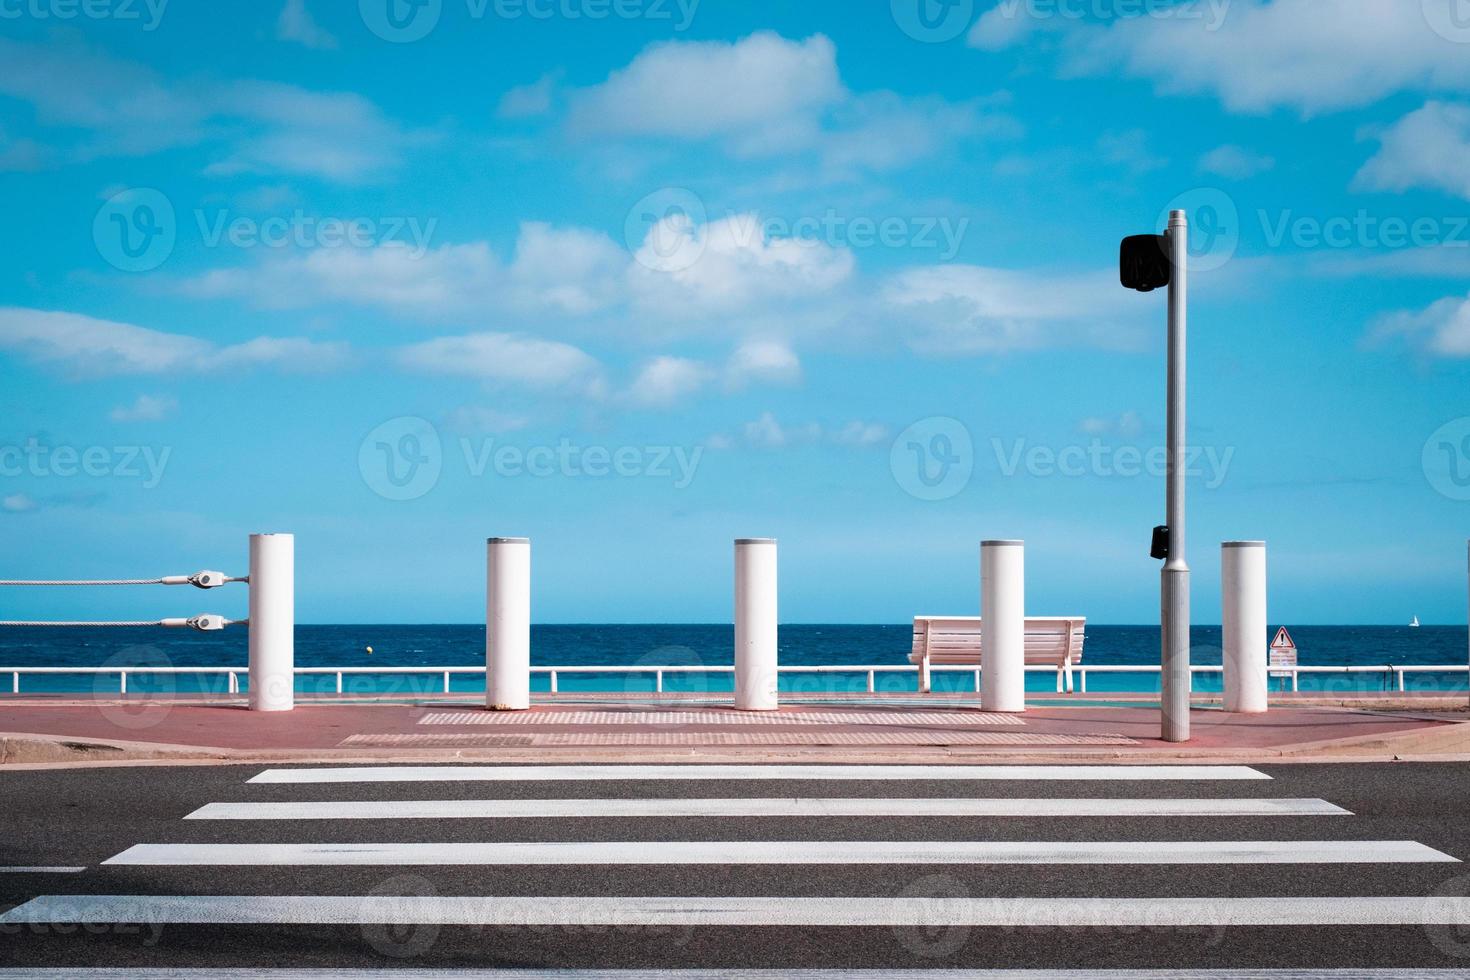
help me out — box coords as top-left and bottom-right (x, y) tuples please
(0, 625), (1464, 697)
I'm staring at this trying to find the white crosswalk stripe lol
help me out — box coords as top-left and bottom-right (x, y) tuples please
(248, 764), (1272, 783)
(101, 839), (1457, 866)
(184, 796), (1352, 820)
(5, 894), (1470, 928)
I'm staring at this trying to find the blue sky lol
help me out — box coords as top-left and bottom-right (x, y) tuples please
(1, 0), (1468, 625)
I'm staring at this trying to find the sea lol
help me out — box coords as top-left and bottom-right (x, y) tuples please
(0, 624), (1465, 698)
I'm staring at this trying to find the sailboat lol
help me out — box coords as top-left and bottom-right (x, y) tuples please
(1409, 616), (1421, 628)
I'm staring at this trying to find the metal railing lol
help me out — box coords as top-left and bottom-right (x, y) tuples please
(2, 662), (1467, 697)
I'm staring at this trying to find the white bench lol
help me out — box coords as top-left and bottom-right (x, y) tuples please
(908, 616), (1086, 694)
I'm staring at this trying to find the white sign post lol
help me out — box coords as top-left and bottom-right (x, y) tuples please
(1269, 626), (1298, 692)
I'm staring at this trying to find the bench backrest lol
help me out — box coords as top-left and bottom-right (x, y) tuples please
(911, 616), (1086, 666)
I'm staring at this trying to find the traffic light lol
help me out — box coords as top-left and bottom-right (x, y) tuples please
(1120, 233), (1171, 292)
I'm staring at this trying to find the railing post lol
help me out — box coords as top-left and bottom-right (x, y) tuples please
(1222, 542), (1268, 713)
(550, 669), (558, 694)
(119, 669), (127, 695)
(734, 538), (778, 711)
(248, 533), (295, 711)
(486, 537), (531, 711)
(981, 540), (1025, 713)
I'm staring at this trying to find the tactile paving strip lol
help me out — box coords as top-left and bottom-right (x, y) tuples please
(418, 710), (1026, 727)
(345, 731), (1136, 747)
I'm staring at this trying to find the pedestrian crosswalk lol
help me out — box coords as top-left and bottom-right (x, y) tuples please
(3, 761), (1469, 968)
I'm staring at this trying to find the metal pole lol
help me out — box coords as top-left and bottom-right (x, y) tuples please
(980, 540), (1026, 713)
(1222, 542), (1267, 713)
(1161, 209), (1191, 742)
(1465, 539), (1468, 710)
(734, 538), (778, 711)
(248, 533), (294, 712)
(486, 537), (531, 711)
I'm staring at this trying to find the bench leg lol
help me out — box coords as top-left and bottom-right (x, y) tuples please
(1064, 662), (1075, 694)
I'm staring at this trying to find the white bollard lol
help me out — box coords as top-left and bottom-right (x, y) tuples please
(248, 533), (294, 712)
(980, 540), (1025, 713)
(486, 537), (531, 711)
(734, 538), (778, 711)
(1222, 541), (1268, 714)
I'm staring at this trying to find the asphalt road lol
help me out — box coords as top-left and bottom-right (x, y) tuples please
(1, 761), (1469, 971)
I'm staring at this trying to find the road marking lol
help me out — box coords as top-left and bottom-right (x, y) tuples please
(5, 894), (1470, 927)
(248, 764), (1271, 784)
(186, 797), (1351, 821)
(102, 840), (1453, 866)
(420, 709), (1028, 726)
(0, 972), (1461, 979)
(0, 867), (85, 874)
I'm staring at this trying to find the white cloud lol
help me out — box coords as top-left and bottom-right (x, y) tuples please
(0, 36), (416, 180)
(726, 339), (802, 389)
(2, 494), (38, 513)
(396, 333), (606, 395)
(832, 420), (890, 447)
(498, 72), (561, 119)
(1199, 144), (1275, 180)
(277, 0), (338, 49)
(1355, 102), (1470, 200)
(0, 307), (347, 376)
(1370, 292), (1470, 357)
(630, 213), (855, 318)
(569, 33), (844, 152)
(568, 32), (1011, 172)
(445, 406), (531, 435)
(736, 413), (882, 449)
(110, 394), (178, 422)
(977, 1), (1470, 115)
(509, 223), (627, 315)
(626, 356), (714, 407)
(1097, 129), (1168, 174)
(1079, 410), (1145, 437)
(881, 265), (1140, 355)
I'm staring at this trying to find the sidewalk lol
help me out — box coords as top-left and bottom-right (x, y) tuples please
(2, 692), (1467, 766)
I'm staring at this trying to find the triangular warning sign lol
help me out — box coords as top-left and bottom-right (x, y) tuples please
(1271, 627), (1296, 652)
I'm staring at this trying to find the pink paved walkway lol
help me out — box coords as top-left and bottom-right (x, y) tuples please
(1, 695), (1461, 760)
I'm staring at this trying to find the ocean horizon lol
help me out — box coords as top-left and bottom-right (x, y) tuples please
(2, 623), (1464, 697)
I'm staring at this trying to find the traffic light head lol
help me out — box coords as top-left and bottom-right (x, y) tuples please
(1120, 234), (1171, 292)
